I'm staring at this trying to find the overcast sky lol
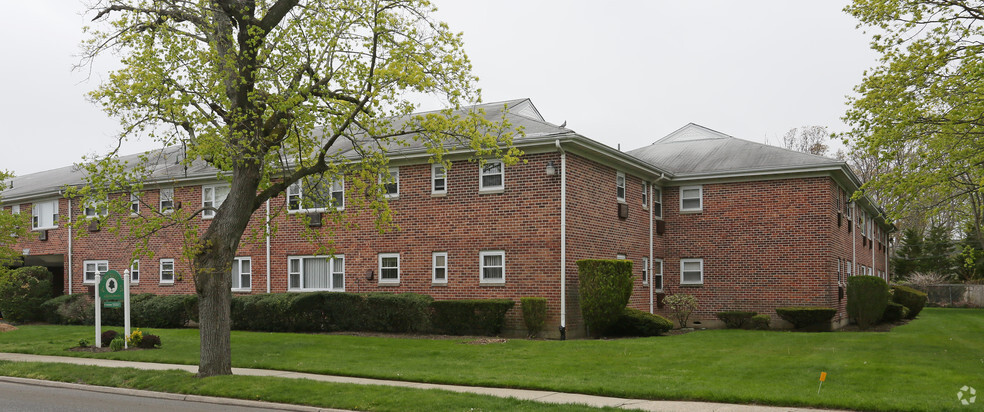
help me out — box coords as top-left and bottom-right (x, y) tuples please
(0, 1), (878, 177)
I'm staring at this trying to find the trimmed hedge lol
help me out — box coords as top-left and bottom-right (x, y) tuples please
(891, 285), (927, 319)
(716, 311), (757, 329)
(131, 294), (196, 328)
(775, 307), (837, 329)
(521, 297), (547, 338)
(750, 314), (770, 330)
(229, 292), (433, 334)
(606, 308), (673, 337)
(0, 266), (53, 323)
(881, 301), (908, 323)
(847, 275), (889, 329)
(41, 294), (86, 324)
(577, 259), (633, 336)
(430, 299), (515, 336)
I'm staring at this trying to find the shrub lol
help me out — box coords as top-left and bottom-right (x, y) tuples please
(229, 292), (434, 334)
(55, 295), (94, 325)
(716, 311), (757, 329)
(109, 337), (125, 352)
(775, 307), (837, 329)
(139, 334), (161, 349)
(78, 338), (90, 348)
(364, 293), (433, 333)
(606, 308), (673, 337)
(0, 266), (53, 323)
(577, 259), (633, 336)
(41, 294), (85, 324)
(663, 294), (698, 328)
(320, 292), (369, 332)
(847, 275), (889, 329)
(881, 301), (908, 323)
(132, 294), (193, 328)
(127, 329), (143, 347)
(750, 314), (770, 330)
(430, 299), (516, 336)
(521, 297), (547, 338)
(891, 284), (927, 319)
(101, 330), (119, 347)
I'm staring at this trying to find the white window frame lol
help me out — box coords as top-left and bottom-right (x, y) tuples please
(379, 167), (400, 199)
(232, 257), (252, 291)
(379, 253), (400, 284)
(83, 198), (108, 219)
(617, 253), (627, 260)
(130, 193), (140, 215)
(202, 184), (231, 219)
(653, 187), (663, 219)
(680, 258), (704, 285)
(11, 205), (19, 215)
(287, 255), (345, 291)
(479, 160), (504, 192)
(653, 258), (664, 291)
(160, 188), (174, 213)
(130, 260), (140, 284)
(480, 250), (505, 284)
(680, 185), (703, 212)
(432, 252), (448, 284)
(32, 199), (58, 230)
(616, 172), (626, 203)
(160, 259), (175, 284)
(432, 164), (448, 195)
(287, 178), (344, 213)
(83, 260), (108, 284)
(642, 256), (650, 285)
(642, 181), (649, 210)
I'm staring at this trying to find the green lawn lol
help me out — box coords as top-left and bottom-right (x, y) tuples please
(0, 308), (981, 412)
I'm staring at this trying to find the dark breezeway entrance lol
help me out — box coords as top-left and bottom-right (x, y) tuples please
(6, 254), (65, 297)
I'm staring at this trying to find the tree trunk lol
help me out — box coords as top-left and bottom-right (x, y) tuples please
(195, 162), (263, 377)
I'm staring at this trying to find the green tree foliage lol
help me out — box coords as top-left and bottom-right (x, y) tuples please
(0, 172), (31, 266)
(577, 260), (633, 337)
(78, 0), (519, 376)
(0, 266), (53, 323)
(891, 228), (924, 280)
(955, 223), (984, 282)
(843, 1), (984, 259)
(922, 224), (954, 277)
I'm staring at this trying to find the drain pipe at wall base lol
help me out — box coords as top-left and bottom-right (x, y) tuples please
(266, 199), (271, 294)
(556, 139), (567, 340)
(67, 197), (73, 295)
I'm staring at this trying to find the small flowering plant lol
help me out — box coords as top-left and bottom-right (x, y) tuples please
(127, 329), (143, 347)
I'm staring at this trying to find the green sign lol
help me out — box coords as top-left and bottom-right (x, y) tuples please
(99, 270), (124, 304)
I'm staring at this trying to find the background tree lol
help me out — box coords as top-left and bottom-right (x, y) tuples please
(891, 228), (924, 280)
(781, 126), (831, 157)
(0, 172), (30, 266)
(843, 1), (984, 257)
(78, 0), (518, 377)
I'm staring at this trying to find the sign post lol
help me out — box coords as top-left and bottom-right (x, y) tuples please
(123, 269), (131, 348)
(96, 270), (125, 347)
(94, 273), (101, 347)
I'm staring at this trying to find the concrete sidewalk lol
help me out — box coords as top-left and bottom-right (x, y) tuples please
(0, 352), (846, 412)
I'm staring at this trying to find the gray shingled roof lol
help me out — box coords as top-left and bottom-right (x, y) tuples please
(2, 99), (569, 202)
(628, 123), (844, 176)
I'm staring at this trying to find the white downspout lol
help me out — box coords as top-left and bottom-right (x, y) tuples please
(67, 198), (73, 295)
(649, 182), (654, 314)
(871, 222), (876, 277)
(851, 202), (856, 277)
(266, 199), (271, 293)
(555, 140), (567, 336)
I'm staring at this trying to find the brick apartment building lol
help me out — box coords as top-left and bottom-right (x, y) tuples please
(2, 99), (891, 336)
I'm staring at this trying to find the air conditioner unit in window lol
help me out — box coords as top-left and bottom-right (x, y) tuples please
(655, 219), (666, 235)
(38, 230), (48, 241)
(617, 203), (628, 219)
(307, 212), (322, 227)
(88, 220), (100, 232)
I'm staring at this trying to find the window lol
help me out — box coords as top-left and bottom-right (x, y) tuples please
(160, 259), (175, 284)
(202, 184), (231, 219)
(642, 181), (649, 210)
(232, 257), (251, 291)
(130, 260), (140, 284)
(480, 250), (505, 284)
(83, 260), (108, 284)
(680, 258), (704, 285)
(845, 197), (852, 219)
(432, 164), (447, 195)
(617, 253), (627, 260)
(653, 258), (664, 290)
(479, 160), (504, 191)
(130, 193), (140, 215)
(160, 188), (174, 213)
(680, 186), (703, 212)
(288, 176), (344, 212)
(83, 198), (107, 219)
(858, 212), (866, 235)
(288, 255), (344, 291)
(616, 172), (626, 202)
(32, 199), (58, 229)
(433, 252), (448, 283)
(10, 205), (19, 214)
(379, 253), (400, 283)
(653, 188), (662, 219)
(380, 167), (399, 198)
(642, 256), (649, 284)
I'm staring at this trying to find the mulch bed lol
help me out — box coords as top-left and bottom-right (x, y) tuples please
(66, 346), (156, 353)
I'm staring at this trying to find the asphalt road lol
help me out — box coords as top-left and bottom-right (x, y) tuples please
(0, 380), (285, 412)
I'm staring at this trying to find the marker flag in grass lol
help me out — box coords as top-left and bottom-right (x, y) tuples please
(818, 372), (827, 394)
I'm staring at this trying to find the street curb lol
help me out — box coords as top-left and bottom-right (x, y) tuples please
(0, 376), (348, 412)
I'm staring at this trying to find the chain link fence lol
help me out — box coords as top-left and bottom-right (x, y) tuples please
(910, 284), (984, 308)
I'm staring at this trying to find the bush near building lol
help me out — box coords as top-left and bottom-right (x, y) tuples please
(775, 307), (837, 329)
(0, 266), (53, 323)
(577, 259), (633, 336)
(847, 275), (890, 329)
(891, 285), (927, 319)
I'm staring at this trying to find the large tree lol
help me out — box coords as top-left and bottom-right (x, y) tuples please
(843, 1), (984, 256)
(79, 0), (518, 377)
(0, 172), (31, 266)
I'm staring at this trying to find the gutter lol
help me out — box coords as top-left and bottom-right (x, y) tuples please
(555, 139), (567, 339)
